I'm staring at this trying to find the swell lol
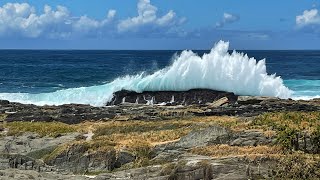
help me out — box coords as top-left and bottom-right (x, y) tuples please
(0, 41), (294, 106)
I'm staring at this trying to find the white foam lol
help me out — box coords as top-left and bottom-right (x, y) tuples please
(292, 95), (320, 100)
(0, 41), (294, 106)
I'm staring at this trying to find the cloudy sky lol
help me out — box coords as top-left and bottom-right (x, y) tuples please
(0, 0), (320, 49)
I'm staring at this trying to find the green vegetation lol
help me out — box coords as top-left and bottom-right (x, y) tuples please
(43, 140), (116, 163)
(272, 152), (320, 179)
(26, 146), (58, 159)
(4, 121), (77, 137)
(0, 114), (6, 121)
(253, 111), (320, 152)
(126, 140), (153, 168)
(3, 111), (319, 177)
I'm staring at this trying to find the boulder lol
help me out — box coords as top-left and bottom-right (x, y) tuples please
(160, 126), (231, 150)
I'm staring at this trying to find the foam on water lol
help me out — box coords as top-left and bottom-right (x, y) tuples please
(0, 41), (295, 106)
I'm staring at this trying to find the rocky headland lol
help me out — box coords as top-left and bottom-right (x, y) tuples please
(0, 89), (319, 179)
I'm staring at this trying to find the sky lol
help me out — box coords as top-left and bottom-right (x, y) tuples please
(0, 0), (320, 49)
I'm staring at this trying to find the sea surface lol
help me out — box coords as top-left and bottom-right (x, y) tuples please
(0, 42), (319, 106)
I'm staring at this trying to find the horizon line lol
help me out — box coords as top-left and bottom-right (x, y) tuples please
(0, 48), (320, 51)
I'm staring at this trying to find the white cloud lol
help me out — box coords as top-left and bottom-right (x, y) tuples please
(73, 9), (116, 34)
(0, 3), (71, 38)
(0, 3), (116, 38)
(296, 9), (320, 27)
(107, 9), (116, 19)
(0, 1), (185, 39)
(117, 0), (184, 33)
(216, 13), (239, 28)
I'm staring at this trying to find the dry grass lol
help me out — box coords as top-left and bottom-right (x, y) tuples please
(272, 152), (320, 179)
(4, 121), (78, 137)
(253, 111), (320, 151)
(190, 145), (284, 160)
(90, 116), (236, 148)
(43, 139), (115, 163)
(253, 111), (320, 133)
(0, 114), (6, 121)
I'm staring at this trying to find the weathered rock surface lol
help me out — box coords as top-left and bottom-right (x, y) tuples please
(155, 126), (274, 153)
(44, 143), (116, 173)
(0, 132), (79, 155)
(96, 155), (275, 180)
(0, 169), (91, 180)
(0, 133), (80, 174)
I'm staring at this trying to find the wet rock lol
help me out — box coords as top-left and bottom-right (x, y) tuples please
(0, 100), (9, 105)
(107, 89), (238, 106)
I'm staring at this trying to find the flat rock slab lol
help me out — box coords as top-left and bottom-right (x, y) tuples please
(0, 132), (79, 155)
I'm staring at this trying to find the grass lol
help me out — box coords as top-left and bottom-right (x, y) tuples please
(190, 145), (284, 160)
(253, 111), (320, 152)
(272, 152), (320, 179)
(43, 139), (116, 163)
(26, 146), (57, 159)
(4, 121), (78, 137)
(5, 111), (320, 173)
(0, 114), (6, 121)
(91, 116), (236, 148)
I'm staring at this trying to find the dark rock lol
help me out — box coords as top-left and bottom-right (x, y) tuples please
(114, 150), (135, 168)
(107, 89), (238, 106)
(1, 89), (319, 124)
(0, 100), (9, 105)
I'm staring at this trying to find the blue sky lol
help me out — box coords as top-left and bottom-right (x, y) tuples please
(0, 0), (320, 49)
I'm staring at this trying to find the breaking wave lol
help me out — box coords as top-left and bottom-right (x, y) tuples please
(0, 41), (293, 106)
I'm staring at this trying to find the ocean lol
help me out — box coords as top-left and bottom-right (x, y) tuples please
(0, 41), (319, 106)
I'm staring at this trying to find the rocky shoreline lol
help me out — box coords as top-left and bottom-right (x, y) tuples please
(0, 89), (319, 179)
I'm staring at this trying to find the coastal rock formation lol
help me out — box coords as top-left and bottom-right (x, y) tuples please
(107, 89), (238, 106)
(0, 90), (320, 179)
(0, 90), (319, 124)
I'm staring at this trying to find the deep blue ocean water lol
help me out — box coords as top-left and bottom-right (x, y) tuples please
(0, 49), (319, 106)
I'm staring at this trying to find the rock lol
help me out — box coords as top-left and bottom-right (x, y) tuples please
(45, 143), (117, 173)
(155, 127), (273, 154)
(230, 130), (273, 146)
(161, 126), (231, 150)
(237, 96), (278, 105)
(96, 155), (274, 180)
(0, 169), (90, 180)
(115, 150), (135, 168)
(0, 90), (319, 124)
(207, 97), (229, 108)
(0, 132), (79, 155)
(0, 100), (9, 105)
(107, 89), (238, 106)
